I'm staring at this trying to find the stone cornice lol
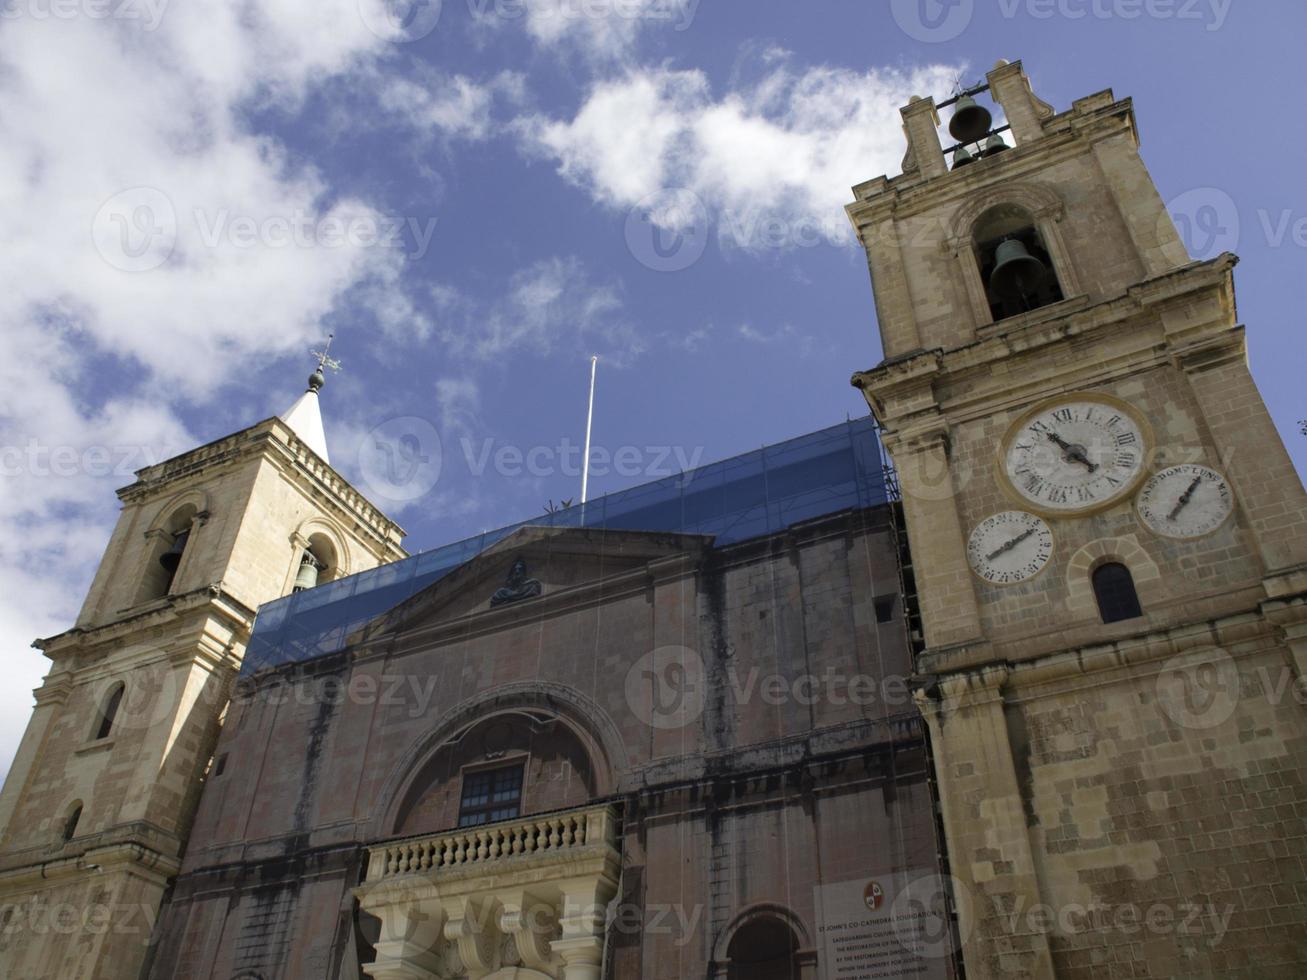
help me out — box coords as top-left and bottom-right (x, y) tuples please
(35, 583), (254, 665)
(853, 255), (1239, 430)
(118, 417), (406, 558)
(916, 592), (1281, 695)
(0, 827), (182, 893)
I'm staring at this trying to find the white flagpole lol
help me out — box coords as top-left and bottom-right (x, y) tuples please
(581, 355), (599, 505)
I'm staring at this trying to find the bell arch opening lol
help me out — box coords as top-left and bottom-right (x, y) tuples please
(138, 502), (198, 602)
(293, 532), (339, 593)
(973, 203), (1064, 321)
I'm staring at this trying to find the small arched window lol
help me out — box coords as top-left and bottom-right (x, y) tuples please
(61, 801), (83, 842)
(94, 682), (125, 740)
(727, 916), (802, 980)
(974, 204), (1064, 321)
(1093, 562), (1143, 624)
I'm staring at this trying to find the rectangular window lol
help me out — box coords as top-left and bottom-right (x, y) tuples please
(457, 763), (524, 828)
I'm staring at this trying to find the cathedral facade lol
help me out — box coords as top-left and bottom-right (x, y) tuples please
(1, 59), (1305, 980)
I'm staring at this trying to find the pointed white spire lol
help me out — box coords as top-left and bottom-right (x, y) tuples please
(280, 334), (340, 464)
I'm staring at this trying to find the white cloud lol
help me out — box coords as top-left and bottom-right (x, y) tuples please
(474, 0), (700, 60)
(518, 55), (962, 245)
(0, 2), (482, 778)
(434, 256), (645, 365)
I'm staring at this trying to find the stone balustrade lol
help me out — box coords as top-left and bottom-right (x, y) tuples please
(366, 804), (617, 882)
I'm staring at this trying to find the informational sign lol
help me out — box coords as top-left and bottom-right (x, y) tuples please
(814, 872), (960, 980)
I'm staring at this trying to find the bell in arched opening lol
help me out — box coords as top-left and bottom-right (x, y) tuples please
(948, 93), (992, 144)
(952, 144), (977, 170)
(293, 550), (326, 593)
(989, 238), (1048, 300)
(158, 529), (189, 576)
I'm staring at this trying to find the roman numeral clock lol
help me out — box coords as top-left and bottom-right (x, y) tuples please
(966, 392), (1232, 586)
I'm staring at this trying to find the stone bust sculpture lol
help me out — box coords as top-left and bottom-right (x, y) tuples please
(489, 558), (543, 607)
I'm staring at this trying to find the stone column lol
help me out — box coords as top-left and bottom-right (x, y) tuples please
(900, 97), (947, 179)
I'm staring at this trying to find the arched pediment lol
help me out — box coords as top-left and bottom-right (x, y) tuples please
(369, 682), (628, 840)
(949, 180), (1065, 244)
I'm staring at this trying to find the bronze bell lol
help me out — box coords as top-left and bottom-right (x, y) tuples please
(980, 132), (1010, 157)
(158, 529), (189, 575)
(948, 94), (992, 144)
(989, 239), (1047, 299)
(293, 551), (325, 593)
(952, 145), (976, 170)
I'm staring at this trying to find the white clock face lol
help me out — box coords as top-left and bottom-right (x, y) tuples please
(1136, 464), (1233, 538)
(967, 511), (1054, 585)
(1003, 398), (1147, 514)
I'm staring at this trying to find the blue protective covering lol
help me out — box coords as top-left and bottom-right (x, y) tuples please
(241, 416), (887, 676)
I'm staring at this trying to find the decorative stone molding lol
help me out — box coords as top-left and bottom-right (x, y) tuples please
(357, 804), (621, 980)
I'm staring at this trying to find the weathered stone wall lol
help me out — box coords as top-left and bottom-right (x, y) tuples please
(147, 509), (950, 979)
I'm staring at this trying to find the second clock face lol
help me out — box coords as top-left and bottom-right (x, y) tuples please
(967, 511), (1054, 585)
(1136, 464), (1233, 538)
(1003, 397), (1147, 514)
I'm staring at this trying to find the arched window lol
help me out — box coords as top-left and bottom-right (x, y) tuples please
(727, 916), (803, 980)
(94, 682), (125, 740)
(61, 801), (83, 842)
(292, 534), (338, 593)
(139, 504), (198, 601)
(974, 204), (1064, 321)
(1093, 562), (1143, 624)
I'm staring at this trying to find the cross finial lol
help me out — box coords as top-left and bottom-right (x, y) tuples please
(307, 333), (342, 392)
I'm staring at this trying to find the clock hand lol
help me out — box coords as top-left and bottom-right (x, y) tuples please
(1042, 431), (1098, 473)
(1167, 475), (1203, 521)
(986, 528), (1036, 562)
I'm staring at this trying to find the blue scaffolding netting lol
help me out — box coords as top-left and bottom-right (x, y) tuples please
(242, 416), (888, 676)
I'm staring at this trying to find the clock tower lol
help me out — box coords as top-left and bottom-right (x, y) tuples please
(850, 61), (1307, 977)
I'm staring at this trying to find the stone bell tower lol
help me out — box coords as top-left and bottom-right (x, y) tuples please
(849, 60), (1307, 978)
(0, 357), (407, 980)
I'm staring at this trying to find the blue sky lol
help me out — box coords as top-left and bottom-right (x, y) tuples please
(1, 0), (1304, 777)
